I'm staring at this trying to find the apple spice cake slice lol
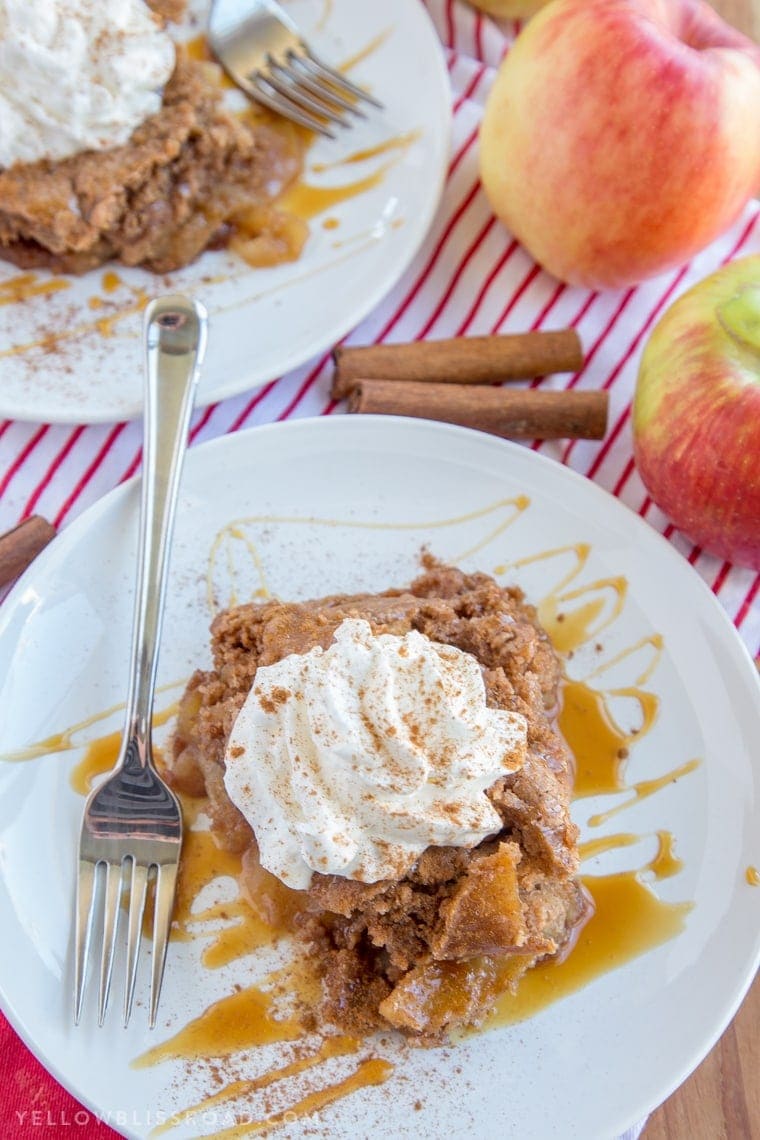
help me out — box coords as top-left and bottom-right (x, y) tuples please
(170, 562), (591, 1044)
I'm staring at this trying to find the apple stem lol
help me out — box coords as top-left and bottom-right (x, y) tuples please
(717, 286), (760, 357)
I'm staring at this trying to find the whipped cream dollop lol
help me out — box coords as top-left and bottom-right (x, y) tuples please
(0, 0), (175, 168)
(224, 618), (527, 890)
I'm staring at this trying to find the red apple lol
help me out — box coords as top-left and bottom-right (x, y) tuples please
(479, 0), (760, 289)
(632, 256), (760, 568)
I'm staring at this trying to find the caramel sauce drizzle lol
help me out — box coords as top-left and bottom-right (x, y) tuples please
(338, 30), (391, 74)
(134, 984), (302, 1068)
(102, 271), (122, 293)
(311, 131), (422, 174)
(206, 498), (531, 614)
(578, 832), (639, 861)
(560, 678), (659, 798)
(279, 164), (392, 221)
(68, 704), (177, 795)
(579, 831), (682, 880)
(588, 759), (700, 828)
(650, 829), (684, 880)
(0, 287), (148, 359)
(314, 0), (335, 33)
(0, 273), (70, 306)
(151, 1035), (359, 1137)
(0, 685), (183, 765)
(490, 869), (692, 1028)
(195, 1059), (394, 1140)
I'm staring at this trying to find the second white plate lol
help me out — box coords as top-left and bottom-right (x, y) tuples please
(0, 0), (450, 423)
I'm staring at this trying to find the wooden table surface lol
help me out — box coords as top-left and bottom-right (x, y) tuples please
(640, 10), (760, 1140)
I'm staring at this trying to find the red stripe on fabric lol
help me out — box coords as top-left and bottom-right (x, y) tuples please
(415, 216), (498, 340)
(563, 289), (637, 402)
(445, 0), (456, 51)
(263, 139), (490, 423)
(452, 64), (487, 115)
(21, 425), (85, 519)
(687, 545), (703, 566)
(374, 174), (483, 342)
(228, 379), (278, 433)
(121, 449), (142, 484)
(638, 494), (652, 517)
(475, 12), (485, 61)
(532, 285), (615, 451)
(0, 421), (10, 442)
(0, 424), (48, 499)
(579, 211), (760, 480)
(455, 239), (519, 335)
(711, 561), (731, 595)
(612, 455), (636, 498)
(449, 123), (479, 177)
(492, 263), (542, 329)
(189, 403), (218, 441)
(724, 210), (760, 262)
(53, 423), (126, 528)
(569, 290), (600, 331)
(276, 352), (333, 421)
(532, 281), (568, 332)
(735, 574), (760, 629)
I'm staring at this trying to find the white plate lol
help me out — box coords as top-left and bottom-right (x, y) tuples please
(0, 417), (759, 1140)
(0, 1), (450, 424)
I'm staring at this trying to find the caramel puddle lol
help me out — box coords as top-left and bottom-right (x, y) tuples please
(559, 678), (659, 797)
(489, 870), (691, 1029)
(279, 164), (391, 220)
(68, 704), (177, 794)
(133, 985), (302, 1067)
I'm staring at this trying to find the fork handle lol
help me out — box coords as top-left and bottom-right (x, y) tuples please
(122, 296), (208, 762)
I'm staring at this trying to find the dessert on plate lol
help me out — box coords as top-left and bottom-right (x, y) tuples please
(0, 0), (307, 274)
(170, 562), (591, 1044)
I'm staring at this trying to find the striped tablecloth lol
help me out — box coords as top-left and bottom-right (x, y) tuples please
(0, 1), (757, 1137)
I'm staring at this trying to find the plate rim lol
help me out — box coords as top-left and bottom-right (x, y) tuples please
(0, 414), (759, 1140)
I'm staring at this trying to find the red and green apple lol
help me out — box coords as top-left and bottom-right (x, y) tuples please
(633, 256), (760, 568)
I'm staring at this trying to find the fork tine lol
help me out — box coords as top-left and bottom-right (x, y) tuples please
(301, 50), (384, 110)
(249, 76), (336, 136)
(149, 863), (178, 1030)
(97, 861), (125, 1026)
(278, 56), (366, 118)
(123, 859), (149, 1028)
(263, 64), (349, 127)
(74, 859), (98, 1025)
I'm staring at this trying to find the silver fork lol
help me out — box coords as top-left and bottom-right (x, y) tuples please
(74, 296), (208, 1029)
(207, 0), (382, 137)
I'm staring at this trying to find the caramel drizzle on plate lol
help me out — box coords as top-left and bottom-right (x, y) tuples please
(0, 273), (70, 306)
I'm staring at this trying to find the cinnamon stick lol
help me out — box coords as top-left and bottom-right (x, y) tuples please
(0, 516), (56, 589)
(347, 381), (608, 440)
(332, 330), (583, 400)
